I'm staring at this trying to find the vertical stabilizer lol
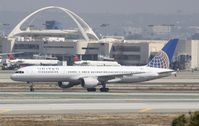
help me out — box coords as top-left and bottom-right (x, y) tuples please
(147, 39), (178, 68)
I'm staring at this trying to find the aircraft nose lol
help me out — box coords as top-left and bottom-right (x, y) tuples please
(10, 74), (17, 81)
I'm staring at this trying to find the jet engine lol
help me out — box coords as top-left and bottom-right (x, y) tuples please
(58, 82), (76, 89)
(80, 77), (100, 88)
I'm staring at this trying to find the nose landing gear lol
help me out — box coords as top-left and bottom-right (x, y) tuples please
(28, 82), (34, 92)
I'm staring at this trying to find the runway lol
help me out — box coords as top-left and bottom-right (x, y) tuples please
(1, 70), (199, 115)
(1, 92), (199, 99)
(0, 92), (199, 114)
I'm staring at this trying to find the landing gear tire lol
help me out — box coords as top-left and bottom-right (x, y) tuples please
(87, 88), (96, 92)
(100, 88), (109, 92)
(100, 82), (109, 92)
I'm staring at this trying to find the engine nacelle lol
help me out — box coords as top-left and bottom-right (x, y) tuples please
(58, 82), (75, 89)
(80, 77), (100, 88)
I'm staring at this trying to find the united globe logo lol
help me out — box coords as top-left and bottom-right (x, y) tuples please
(147, 51), (169, 69)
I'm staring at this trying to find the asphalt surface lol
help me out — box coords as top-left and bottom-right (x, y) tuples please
(0, 92), (199, 114)
(0, 70), (199, 114)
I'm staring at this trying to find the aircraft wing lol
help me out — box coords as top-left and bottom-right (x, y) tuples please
(96, 72), (145, 82)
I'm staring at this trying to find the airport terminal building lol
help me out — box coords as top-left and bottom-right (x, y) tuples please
(1, 6), (165, 66)
(2, 34), (165, 66)
(1, 6), (199, 69)
(111, 40), (165, 66)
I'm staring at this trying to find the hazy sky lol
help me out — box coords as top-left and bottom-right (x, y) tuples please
(0, 0), (199, 14)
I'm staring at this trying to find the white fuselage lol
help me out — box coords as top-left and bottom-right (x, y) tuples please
(9, 59), (60, 66)
(11, 65), (174, 84)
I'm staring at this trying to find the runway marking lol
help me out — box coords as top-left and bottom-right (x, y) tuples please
(0, 109), (11, 114)
(138, 107), (152, 113)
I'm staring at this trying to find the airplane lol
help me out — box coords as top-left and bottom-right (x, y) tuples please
(0, 52), (61, 70)
(10, 39), (178, 92)
(74, 60), (121, 66)
(9, 58), (61, 67)
(0, 52), (23, 69)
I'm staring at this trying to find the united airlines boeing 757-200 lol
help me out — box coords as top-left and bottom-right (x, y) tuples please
(11, 39), (178, 92)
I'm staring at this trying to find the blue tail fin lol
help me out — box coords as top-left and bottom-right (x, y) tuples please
(147, 39), (178, 68)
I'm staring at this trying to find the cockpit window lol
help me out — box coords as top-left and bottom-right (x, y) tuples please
(15, 71), (24, 74)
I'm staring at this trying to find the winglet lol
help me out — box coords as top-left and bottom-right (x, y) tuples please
(147, 39), (179, 69)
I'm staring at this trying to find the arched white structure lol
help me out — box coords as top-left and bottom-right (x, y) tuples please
(8, 6), (99, 50)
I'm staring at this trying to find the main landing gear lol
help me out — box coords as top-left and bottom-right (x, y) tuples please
(100, 83), (109, 92)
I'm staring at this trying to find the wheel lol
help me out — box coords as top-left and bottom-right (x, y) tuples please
(100, 88), (109, 92)
(87, 88), (96, 92)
